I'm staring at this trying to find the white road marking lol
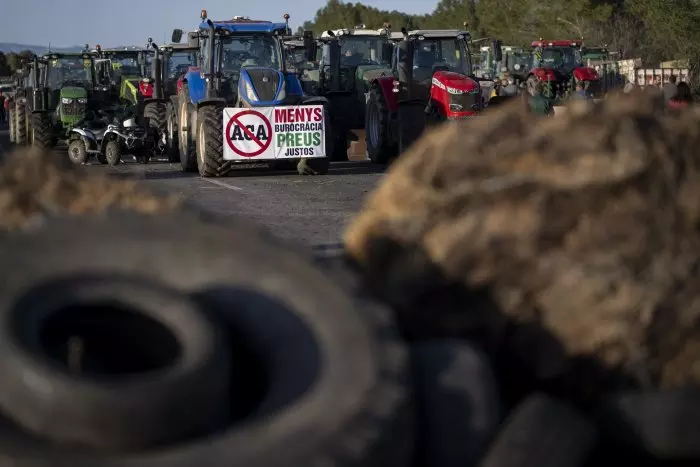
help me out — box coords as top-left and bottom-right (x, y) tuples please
(199, 177), (243, 191)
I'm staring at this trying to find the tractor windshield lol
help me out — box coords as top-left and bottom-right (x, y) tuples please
(533, 46), (583, 71)
(168, 50), (197, 79)
(286, 46), (313, 71)
(505, 50), (530, 73)
(218, 35), (281, 76)
(412, 37), (472, 81)
(339, 36), (389, 66)
(46, 58), (93, 88)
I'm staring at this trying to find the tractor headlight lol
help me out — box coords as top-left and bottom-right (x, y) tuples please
(244, 80), (257, 102)
(77, 98), (88, 104)
(61, 97), (73, 104)
(277, 79), (286, 101)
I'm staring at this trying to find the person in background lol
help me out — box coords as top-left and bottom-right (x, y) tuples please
(0, 91), (6, 125)
(571, 80), (590, 100)
(501, 73), (519, 96)
(526, 78), (553, 115)
(668, 81), (692, 109)
(663, 74), (678, 103)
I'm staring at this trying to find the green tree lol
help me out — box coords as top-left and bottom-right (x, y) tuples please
(0, 52), (10, 76)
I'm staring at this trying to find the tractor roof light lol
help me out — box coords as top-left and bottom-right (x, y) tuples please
(201, 9), (207, 20)
(284, 13), (290, 20)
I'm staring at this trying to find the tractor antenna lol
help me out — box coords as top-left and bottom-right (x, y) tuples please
(283, 13), (290, 35)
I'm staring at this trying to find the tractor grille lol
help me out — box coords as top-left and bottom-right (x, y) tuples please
(63, 100), (87, 117)
(449, 92), (480, 113)
(246, 69), (280, 102)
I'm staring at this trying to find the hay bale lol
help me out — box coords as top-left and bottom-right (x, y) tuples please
(0, 148), (180, 230)
(344, 91), (700, 396)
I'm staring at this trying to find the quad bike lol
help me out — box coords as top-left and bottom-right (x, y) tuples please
(67, 110), (148, 166)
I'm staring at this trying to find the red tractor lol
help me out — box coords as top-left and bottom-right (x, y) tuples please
(365, 28), (493, 165)
(526, 39), (600, 99)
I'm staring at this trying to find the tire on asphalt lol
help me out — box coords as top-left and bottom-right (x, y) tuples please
(411, 340), (502, 467)
(0, 210), (412, 466)
(0, 275), (231, 450)
(67, 139), (89, 165)
(14, 100), (27, 146)
(8, 104), (15, 143)
(105, 140), (122, 166)
(595, 388), (700, 460)
(166, 100), (180, 163)
(365, 84), (396, 165)
(196, 104), (226, 177)
(178, 84), (197, 172)
(30, 113), (57, 150)
(477, 393), (598, 467)
(144, 101), (167, 159)
(297, 101), (332, 175)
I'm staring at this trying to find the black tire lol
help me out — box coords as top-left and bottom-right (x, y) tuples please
(297, 102), (332, 175)
(366, 84), (397, 165)
(166, 100), (179, 163)
(178, 84), (197, 172)
(105, 140), (122, 166)
(196, 104), (226, 177)
(14, 100), (27, 145)
(8, 105), (15, 143)
(67, 139), (88, 165)
(144, 101), (167, 158)
(477, 393), (598, 467)
(595, 388), (700, 460)
(0, 275), (230, 450)
(331, 131), (349, 162)
(96, 153), (108, 164)
(0, 210), (412, 466)
(30, 113), (57, 150)
(411, 340), (502, 467)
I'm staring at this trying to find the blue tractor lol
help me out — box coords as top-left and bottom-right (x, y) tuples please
(172, 10), (333, 177)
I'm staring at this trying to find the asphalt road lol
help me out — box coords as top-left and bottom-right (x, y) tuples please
(0, 124), (386, 254)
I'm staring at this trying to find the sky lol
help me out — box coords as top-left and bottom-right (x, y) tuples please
(0, 0), (438, 47)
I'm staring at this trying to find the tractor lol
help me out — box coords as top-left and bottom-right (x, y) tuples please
(365, 28), (487, 165)
(7, 63), (32, 146)
(526, 39), (601, 101)
(93, 45), (153, 108)
(478, 44), (529, 83)
(172, 10), (333, 177)
(18, 51), (102, 150)
(304, 24), (394, 161)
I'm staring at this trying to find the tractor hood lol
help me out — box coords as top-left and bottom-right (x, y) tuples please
(239, 67), (289, 105)
(60, 86), (88, 99)
(432, 71), (480, 93)
(573, 66), (599, 81)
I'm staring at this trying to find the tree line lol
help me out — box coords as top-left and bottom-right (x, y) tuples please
(299, 0), (700, 71)
(0, 50), (36, 77)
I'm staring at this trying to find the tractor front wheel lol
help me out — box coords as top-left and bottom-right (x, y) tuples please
(166, 101), (179, 163)
(8, 105), (15, 143)
(178, 85), (197, 172)
(30, 113), (57, 150)
(366, 85), (396, 165)
(14, 100), (27, 145)
(196, 105), (226, 178)
(144, 102), (167, 159)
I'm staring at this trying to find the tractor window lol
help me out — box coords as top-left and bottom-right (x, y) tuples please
(168, 51), (197, 79)
(46, 58), (93, 88)
(339, 36), (388, 66)
(533, 46), (582, 70)
(217, 35), (281, 74)
(413, 38), (471, 78)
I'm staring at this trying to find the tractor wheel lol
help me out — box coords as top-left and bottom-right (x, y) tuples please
(366, 85), (396, 165)
(96, 153), (108, 164)
(166, 101), (179, 163)
(14, 100), (27, 145)
(8, 105), (15, 143)
(144, 101), (167, 159)
(105, 140), (123, 166)
(67, 139), (89, 165)
(196, 105), (226, 177)
(178, 85), (197, 172)
(297, 103), (332, 175)
(30, 113), (57, 150)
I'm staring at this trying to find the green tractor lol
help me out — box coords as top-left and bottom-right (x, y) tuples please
(478, 44), (529, 83)
(17, 52), (99, 149)
(93, 45), (152, 108)
(308, 24), (394, 160)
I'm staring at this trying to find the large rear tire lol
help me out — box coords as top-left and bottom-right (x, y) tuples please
(30, 113), (57, 150)
(8, 104), (15, 143)
(178, 85), (197, 172)
(366, 84), (396, 165)
(144, 101), (167, 159)
(14, 100), (27, 146)
(166, 100), (179, 163)
(196, 104), (226, 178)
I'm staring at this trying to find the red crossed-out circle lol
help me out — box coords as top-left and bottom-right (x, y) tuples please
(225, 109), (273, 158)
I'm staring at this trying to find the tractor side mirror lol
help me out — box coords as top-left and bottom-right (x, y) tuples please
(491, 39), (503, 63)
(381, 42), (394, 63)
(171, 29), (183, 44)
(187, 31), (200, 48)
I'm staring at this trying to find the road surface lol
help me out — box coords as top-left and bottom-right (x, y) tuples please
(0, 125), (386, 254)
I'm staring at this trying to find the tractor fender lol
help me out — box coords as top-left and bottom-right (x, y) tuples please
(373, 76), (398, 113)
(573, 67), (599, 82)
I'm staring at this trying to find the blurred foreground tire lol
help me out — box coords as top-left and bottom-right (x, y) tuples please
(411, 340), (501, 467)
(477, 393), (597, 467)
(0, 210), (412, 466)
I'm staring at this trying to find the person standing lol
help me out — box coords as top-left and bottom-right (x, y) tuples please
(0, 91), (6, 125)
(663, 74), (678, 103)
(526, 78), (553, 116)
(668, 81), (692, 109)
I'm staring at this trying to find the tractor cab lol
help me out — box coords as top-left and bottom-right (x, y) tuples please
(528, 39), (600, 99)
(37, 52), (98, 126)
(479, 44), (528, 82)
(283, 35), (315, 73)
(365, 28), (484, 164)
(160, 43), (198, 98)
(93, 45), (153, 106)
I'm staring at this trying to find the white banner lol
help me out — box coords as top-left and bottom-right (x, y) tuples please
(222, 105), (326, 161)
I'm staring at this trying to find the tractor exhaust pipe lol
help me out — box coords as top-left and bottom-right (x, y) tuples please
(206, 19), (216, 99)
(150, 43), (163, 100)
